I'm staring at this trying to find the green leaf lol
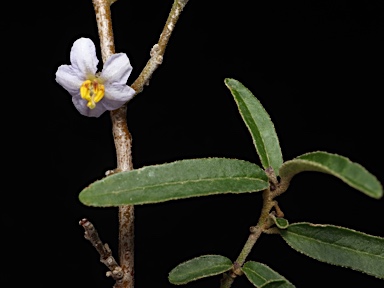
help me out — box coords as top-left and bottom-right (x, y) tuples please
(224, 78), (283, 176)
(261, 281), (293, 288)
(168, 255), (232, 285)
(242, 261), (295, 288)
(270, 215), (289, 229)
(280, 222), (384, 279)
(79, 158), (269, 206)
(279, 151), (383, 199)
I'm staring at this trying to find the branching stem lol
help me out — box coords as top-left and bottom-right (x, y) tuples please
(220, 168), (291, 288)
(79, 219), (124, 281)
(92, 1), (134, 287)
(88, 0), (189, 287)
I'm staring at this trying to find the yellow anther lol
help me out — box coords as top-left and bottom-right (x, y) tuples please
(80, 80), (92, 101)
(80, 79), (105, 109)
(93, 84), (105, 103)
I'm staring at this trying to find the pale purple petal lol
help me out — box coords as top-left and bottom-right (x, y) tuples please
(56, 65), (84, 95)
(100, 99), (127, 111)
(72, 94), (106, 118)
(70, 38), (99, 76)
(104, 83), (135, 102)
(100, 53), (132, 85)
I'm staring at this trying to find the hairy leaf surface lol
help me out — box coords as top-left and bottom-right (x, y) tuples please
(280, 222), (384, 279)
(242, 261), (295, 288)
(79, 158), (268, 206)
(279, 151), (382, 198)
(225, 78), (283, 176)
(168, 255), (232, 285)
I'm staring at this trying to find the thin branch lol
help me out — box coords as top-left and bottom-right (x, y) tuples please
(273, 201), (284, 218)
(264, 227), (280, 234)
(221, 168), (291, 287)
(92, 0), (115, 63)
(91, 1), (134, 287)
(88, 1), (190, 288)
(79, 219), (124, 281)
(130, 0), (189, 94)
(220, 185), (278, 288)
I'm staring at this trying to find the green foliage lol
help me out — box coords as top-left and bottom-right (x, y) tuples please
(79, 158), (268, 206)
(260, 282), (294, 288)
(224, 78), (283, 176)
(242, 261), (295, 288)
(280, 223), (384, 279)
(168, 255), (233, 285)
(77, 75), (383, 286)
(279, 151), (383, 199)
(270, 215), (289, 229)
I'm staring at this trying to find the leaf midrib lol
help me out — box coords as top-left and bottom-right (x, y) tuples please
(94, 176), (267, 196)
(236, 93), (270, 167)
(285, 230), (384, 259)
(243, 266), (269, 282)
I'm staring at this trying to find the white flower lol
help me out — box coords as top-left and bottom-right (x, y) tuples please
(55, 38), (135, 117)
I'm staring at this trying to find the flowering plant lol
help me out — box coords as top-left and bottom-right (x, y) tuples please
(52, 0), (384, 288)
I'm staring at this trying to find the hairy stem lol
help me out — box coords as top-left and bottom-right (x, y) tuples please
(130, 0), (189, 94)
(90, 1), (190, 287)
(220, 168), (287, 288)
(79, 219), (124, 281)
(92, 1), (134, 287)
(221, 189), (275, 288)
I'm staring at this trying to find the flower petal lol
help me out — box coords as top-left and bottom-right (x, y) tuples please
(100, 53), (133, 85)
(100, 99), (127, 111)
(56, 65), (84, 95)
(70, 38), (99, 76)
(104, 83), (135, 103)
(72, 94), (106, 118)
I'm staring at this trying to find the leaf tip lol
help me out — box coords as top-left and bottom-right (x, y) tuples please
(224, 77), (238, 87)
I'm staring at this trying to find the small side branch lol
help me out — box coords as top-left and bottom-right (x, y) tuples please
(220, 168), (288, 288)
(273, 201), (284, 218)
(79, 219), (123, 281)
(130, 0), (189, 94)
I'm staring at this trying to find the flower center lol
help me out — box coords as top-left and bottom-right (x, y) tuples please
(80, 79), (105, 109)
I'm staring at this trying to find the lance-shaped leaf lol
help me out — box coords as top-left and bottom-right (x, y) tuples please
(279, 151), (382, 199)
(224, 78), (283, 176)
(280, 222), (384, 279)
(242, 261), (295, 288)
(168, 255), (232, 285)
(79, 158), (269, 206)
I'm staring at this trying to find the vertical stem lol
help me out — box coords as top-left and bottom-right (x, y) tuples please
(92, 0), (115, 62)
(111, 105), (135, 288)
(92, 1), (134, 287)
(91, 1), (190, 287)
(220, 189), (275, 288)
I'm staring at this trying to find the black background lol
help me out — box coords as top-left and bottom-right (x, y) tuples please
(4, 0), (383, 287)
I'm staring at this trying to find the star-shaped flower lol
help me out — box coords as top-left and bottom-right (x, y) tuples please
(56, 38), (135, 117)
